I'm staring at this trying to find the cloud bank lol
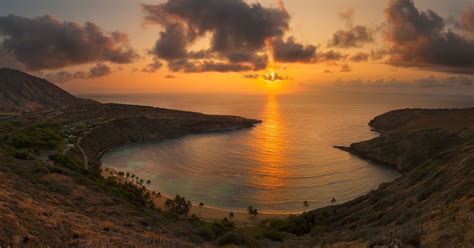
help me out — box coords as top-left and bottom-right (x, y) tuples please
(384, 0), (474, 74)
(143, 0), (316, 73)
(45, 63), (112, 83)
(0, 15), (138, 70)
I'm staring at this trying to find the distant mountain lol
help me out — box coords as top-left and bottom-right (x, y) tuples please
(0, 68), (96, 111)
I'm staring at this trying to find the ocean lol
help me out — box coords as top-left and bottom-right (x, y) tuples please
(88, 91), (473, 213)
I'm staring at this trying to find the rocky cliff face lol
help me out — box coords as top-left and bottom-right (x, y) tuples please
(0, 68), (96, 111)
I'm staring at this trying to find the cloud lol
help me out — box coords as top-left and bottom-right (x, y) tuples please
(168, 59), (254, 73)
(461, 7), (474, 35)
(384, 0), (474, 74)
(142, 58), (163, 73)
(315, 50), (347, 62)
(340, 64), (351, 72)
(243, 73), (260, 79)
(333, 75), (474, 88)
(370, 48), (390, 61)
(329, 25), (375, 48)
(143, 0), (315, 73)
(88, 63), (111, 78)
(44, 63), (112, 83)
(272, 37), (316, 63)
(0, 15), (138, 70)
(339, 8), (355, 26)
(350, 52), (369, 62)
(328, 9), (375, 48)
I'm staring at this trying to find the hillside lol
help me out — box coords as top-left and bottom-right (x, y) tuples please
(0, 89), (261, 246)
(0, 68), (96, 111)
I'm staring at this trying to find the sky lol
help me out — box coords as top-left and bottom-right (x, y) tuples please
(0, 0), (474, 94)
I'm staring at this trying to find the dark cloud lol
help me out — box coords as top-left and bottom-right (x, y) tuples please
(168, 59), (253, 73)
(385, 0), (474, 74)
(243, 73), (260, 79)
(315, 50), (347, 62)
(143, 0), (315, 73)
(0, 15), (138, 70)
(142, 58), (163, 73)
(88, 63), (111, 78)
(329, 25), (375, 48)
(272, 37), (316, 63)
(44, 63), (111, 83)
(350, 52), (369, 62)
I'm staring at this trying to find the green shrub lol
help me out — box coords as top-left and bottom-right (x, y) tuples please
(216, 231), (247, 246)
(259, 230), (286, 242)
(8, 125), (63, 150)
(197, 227), (216, 241)
(13, 150), (32, 160)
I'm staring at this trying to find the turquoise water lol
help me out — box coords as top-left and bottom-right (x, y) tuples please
(93, 92), (473, 213)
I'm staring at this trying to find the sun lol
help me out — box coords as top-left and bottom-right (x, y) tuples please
(263, 70), (286, 83)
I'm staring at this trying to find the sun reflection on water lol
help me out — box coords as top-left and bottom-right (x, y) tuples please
(252, 95), (289, 198)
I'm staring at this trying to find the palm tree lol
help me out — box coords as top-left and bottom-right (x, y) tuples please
(303, 200), (309, 210)
(199, 202), (204, 216)
(247, 206), (254, 216)
(252, 208), (258, 218)
(247, 206), (258, 218)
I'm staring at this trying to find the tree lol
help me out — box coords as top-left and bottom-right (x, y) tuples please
(146, 180), (151, 185)
(229, 212), (234, 220)
(303, 201), (309, 210)
(247, 206), (258, 218)
(252, 208), (258, 218)
(199, 202), (204, 216)
(126, 172), (130, 178)
(331, 198), (337, 205)
(165, 195), (192, 215)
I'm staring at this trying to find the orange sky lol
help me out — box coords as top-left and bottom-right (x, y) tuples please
(1, 0), (473, 94)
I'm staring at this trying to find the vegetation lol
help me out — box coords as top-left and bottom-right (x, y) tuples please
(165, 195), (192, 216)
(8, 124), (64, 150)
(199, 202), (204, 216)
(303, 200), (309, 210)
(247, 206), (258, 218)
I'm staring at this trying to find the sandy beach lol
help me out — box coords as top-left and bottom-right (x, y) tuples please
(102, 168), (292, 226)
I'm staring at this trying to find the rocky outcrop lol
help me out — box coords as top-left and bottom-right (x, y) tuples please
(335, 108), (474, 172)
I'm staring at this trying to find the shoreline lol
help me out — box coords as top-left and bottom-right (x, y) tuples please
(102, 168), (291, 226)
